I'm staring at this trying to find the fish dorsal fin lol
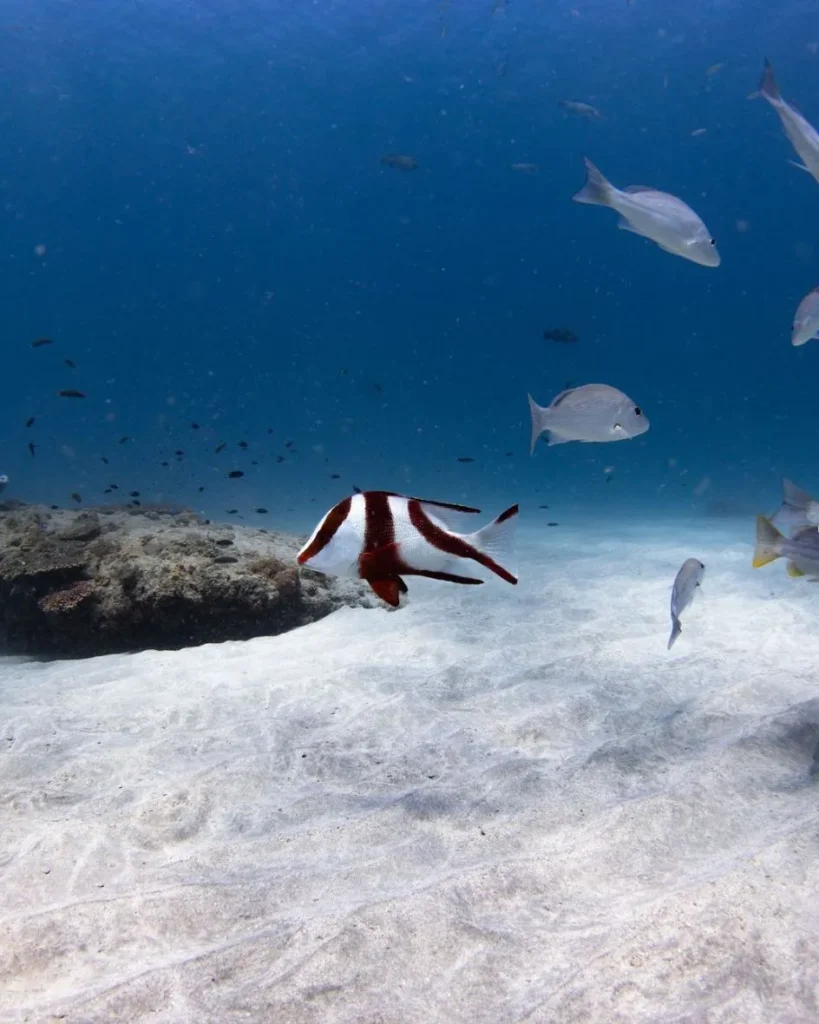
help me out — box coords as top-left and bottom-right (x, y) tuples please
(406, 496), (482, 514)
(787, 561), (807, 578)
(549, 388), (575, 408)
(408, 496), (482, 532)
(623, 185), (656, 194)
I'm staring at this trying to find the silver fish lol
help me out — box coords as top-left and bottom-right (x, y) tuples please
(757, 59), (819, 185)
(668, 557), (705, 650)
(753, 515), (819, 579)
(560, 99), (603, 120)
(792, 285), (819, 347)
(527, 384), (649, 452)
(573, 157), (720, 267)
(775, 479), (819, 530)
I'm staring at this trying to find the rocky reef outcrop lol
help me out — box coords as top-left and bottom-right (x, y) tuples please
(0, 502), (376, 658)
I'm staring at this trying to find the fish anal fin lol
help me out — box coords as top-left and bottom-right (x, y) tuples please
(413, 570), (484, 585)
(787, 561), (807, 578)
(616, 216), (640, 233)
(546, 433), (570, 446)
(789, 159), (811, 174)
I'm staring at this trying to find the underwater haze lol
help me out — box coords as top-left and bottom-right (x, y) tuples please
(3, 0), (819, 523)
(5, 2), (819, 1023)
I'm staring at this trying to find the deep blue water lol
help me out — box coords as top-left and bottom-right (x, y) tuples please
(3, 0), (819, 533)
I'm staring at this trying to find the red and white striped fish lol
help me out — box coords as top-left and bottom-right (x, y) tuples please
(297, 490), (519, 607)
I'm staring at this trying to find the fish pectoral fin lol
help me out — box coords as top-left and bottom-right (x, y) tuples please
(366, 576), (407, 606)
(616, 216), (640, 233)
(787, 561), (807, 578)
(546, 433), (571, 446)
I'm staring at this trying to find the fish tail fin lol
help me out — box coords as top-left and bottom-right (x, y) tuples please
(780, 478), (814, 522)
(759, 58), (782, 103)
(572, 157), (613, 206)
(469, 504), (518, 584)
(528, 394), (551, 455)
(667, 614), (681, 650)
(753, 515), (784, 568)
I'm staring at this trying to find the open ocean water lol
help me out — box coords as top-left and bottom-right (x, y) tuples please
(3, 2), (819, 1022)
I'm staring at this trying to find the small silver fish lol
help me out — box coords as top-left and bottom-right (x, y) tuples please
(559, 99), (603, 121)
(668, 557), (705, 650)
(757, 59), (819, 185)
(775, 478), (819, 530)
(754, 515), (819, 578)
(511, 162), (539, 174)
(792, 285), (819, 346)
(527, 384), (649, 451)
(573, 157), (720, 267)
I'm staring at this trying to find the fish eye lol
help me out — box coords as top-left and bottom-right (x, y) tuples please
(634, 406), (642, 416)
(709, 238), (716, 246)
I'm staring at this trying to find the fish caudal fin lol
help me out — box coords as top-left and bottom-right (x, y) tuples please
(572, 157), (613, 206)
(759, 58), (782, 104)
(753, 515), (784, 568)
(469, 504), (519, 584)
(528, 394), (550, 455)
(667, 614), (682, 651)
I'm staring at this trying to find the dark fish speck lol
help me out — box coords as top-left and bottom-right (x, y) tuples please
(25, 417), (35, 428)
(228, 470), (244, 479)
(255, 507), (268, 514)
(214, 555), (238, 564)
(543, 327), (578, 344)
(547, 522), (559, 527)
(64, 359), (76, 368)
(215, 442), (226, 453)
(129, 491), (140, 497)
(457, 457), (475, 463)
(70, 492), (82, 503)
(28, 442), (36, 457)
(119, 436), (129, 444)
(58, 390), (85, 399)
(238, 440), (248, 449)
(31, 337), (54, 348)
(215, 539), (233, 547)
(330, 473), (340, 479)
(191, 422), (200, 430)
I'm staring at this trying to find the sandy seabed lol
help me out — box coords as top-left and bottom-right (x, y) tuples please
(1, 517), (818, 1024)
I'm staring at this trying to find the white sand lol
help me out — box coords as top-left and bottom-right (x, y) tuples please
(2, 517), (818, 1023)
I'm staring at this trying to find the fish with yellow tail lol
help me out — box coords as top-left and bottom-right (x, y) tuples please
(753, 515), (819, 579)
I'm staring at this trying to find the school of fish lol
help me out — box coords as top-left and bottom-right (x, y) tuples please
(298, 57), (819, 651)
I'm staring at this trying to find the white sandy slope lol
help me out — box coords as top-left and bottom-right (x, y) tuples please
(1, 517), (818, 1024)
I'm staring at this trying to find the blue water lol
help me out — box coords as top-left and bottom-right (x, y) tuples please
(2, 0), (819, 532)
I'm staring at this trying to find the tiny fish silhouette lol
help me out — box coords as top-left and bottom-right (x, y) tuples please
(25, 417), (35, 428)
(64, 359), (76, 368)
(238, 440), (248, 449)
(543, 327), (578, 344)
(457, 457), (475, 463)
(31, 337), (54, 348)
(228, 470), (244, 479)
(70, 492), (82, 502)
(256, 507), (268, 513)
(28, 442), (36, 457)
(215, 442), (226, 453)
(119, 436), (129, 444)
(381, 153), (419, 171)
(58, 389), (85, 399)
